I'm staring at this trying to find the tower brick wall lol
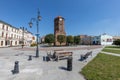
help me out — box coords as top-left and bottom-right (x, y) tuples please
(54, 16), (66, 46)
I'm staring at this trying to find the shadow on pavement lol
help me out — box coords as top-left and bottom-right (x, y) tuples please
(59, 66), (67, 71)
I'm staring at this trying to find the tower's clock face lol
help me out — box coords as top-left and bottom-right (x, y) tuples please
(59, 18), (62, 21)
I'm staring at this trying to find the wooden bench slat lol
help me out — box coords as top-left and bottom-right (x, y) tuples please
(54, 51), (73, 61)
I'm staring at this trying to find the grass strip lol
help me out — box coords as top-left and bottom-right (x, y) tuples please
(102, 48), (120, 54)
(105, 46), (120, 48)
(81, 53), (120, 80)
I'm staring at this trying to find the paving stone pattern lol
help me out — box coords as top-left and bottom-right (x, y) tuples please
(0, 46), (103, 80)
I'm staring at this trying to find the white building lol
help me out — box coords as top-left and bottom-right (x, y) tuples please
(0, 20), (35, 47)
(92, 33), (113, 45)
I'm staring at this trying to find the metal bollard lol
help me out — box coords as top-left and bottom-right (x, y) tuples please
(12, 61), (19, 74)
(43, 56), (46, 61)
(80, 55), (84, 61)
(67, 57), (72, 71)
(46, 56), (50, 62)
(28, 55), (32, 61)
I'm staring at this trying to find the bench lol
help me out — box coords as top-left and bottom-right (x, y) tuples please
(80, 51), (92, 61)
(46, 51), (73, 61)
(54, 51), (73, 61)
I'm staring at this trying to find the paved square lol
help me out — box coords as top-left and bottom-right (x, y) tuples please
(0, 46), (103, 80)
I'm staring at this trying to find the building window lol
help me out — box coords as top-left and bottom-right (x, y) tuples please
(14, 35), (16, 38)
(97, 37), (99, 39)
(102, 40), (105, 42)
(2, 32), (4, 37)
(10, 41), (12, 46)
(15, 41), (17, 45)
(11, 34), (13, 38)
(5, 41), (7, 45)
(1, 41), (3, 46)
(2, 25), (4, 30)
(107, 39), (109, 42)
(107, 39), (112, 42)
(6, 26), (8, 31)
(6, 33), (8, 39)
(110, 39), (112, 42)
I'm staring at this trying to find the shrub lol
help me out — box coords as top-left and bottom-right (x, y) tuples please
(30, 43), (37, 47)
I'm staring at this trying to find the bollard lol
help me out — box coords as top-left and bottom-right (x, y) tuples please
(43, 56), (46, 61)
(12, 61), (19, 74)
(46, 56), (50, 62)
(28, 55), (32, 61)
(80, 55), (84, 61)
(67, 57), (72, 71)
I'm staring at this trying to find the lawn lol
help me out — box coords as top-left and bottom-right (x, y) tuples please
(81, 53), (120, 80)
(102, 48), (120, 54)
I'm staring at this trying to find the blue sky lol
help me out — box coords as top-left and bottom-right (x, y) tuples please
(0, 0), (120, 36)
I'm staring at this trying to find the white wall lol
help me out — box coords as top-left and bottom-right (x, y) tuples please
(92, 34), (113, 45)
(100, 34), (113, 45)
(0, 22), (34, 47)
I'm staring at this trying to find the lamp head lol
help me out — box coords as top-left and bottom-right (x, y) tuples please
(38, 15), (41, 21)
(38, 9), (41, 21)
(29, 22), (33, 28)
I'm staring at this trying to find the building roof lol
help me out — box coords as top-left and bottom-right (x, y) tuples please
(0, 20), (33, 34)
(0, 20), (19, 30)
(26, 30), (33, 34)
(0, 20), (12, 27)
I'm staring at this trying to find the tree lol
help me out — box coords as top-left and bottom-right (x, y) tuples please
(45, 34), (54, 45)
(57, 35), (66, 46)
(66, 35), (74, 46)
(74, 36), (80, 45)
(113, 39), (120, 46)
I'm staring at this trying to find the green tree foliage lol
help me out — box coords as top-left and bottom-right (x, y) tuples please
(45, 34), (54, 45)
(66, 35), (74, 46)
(74, 36), (80, 45)
(113, 39), (120, 46)
(57, 35), (66, 45)
(30, 43), (37, 47)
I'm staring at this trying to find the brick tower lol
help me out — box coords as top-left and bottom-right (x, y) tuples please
(54, 16), (66, 46)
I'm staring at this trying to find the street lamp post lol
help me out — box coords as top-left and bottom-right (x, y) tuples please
(20, 27), (25, 48)
(29, 9), (41, 58)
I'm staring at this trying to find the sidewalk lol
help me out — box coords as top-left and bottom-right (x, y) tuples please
(105, 48), (120, 50)
(0, 47), (103, 80)
(101, 51), (120, 57)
